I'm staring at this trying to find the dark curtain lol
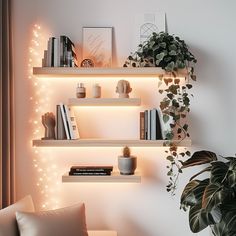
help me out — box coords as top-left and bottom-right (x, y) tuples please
(0, 0), (15, 208)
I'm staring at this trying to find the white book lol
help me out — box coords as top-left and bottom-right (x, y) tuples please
(59, 103), (70, 139)
(157, 108), (172, 139)
(67, 106), (80, 139)
(53, 38), (60, 67)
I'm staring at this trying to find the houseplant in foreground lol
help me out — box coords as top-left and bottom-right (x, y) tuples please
(180, 150), (236, 236)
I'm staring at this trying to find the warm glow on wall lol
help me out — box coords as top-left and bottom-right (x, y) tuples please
(28, 24), (60, 210)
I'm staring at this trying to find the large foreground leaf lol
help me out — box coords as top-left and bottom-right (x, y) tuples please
(211, 202), (236, 236)
(180, 180), (200, 210)
(189, 204), (221, 233)
(210, 161), (229, 184)
(181, 150), (217, 169)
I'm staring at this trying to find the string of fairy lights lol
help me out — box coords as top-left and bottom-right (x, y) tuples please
(28, 24), (60, 210)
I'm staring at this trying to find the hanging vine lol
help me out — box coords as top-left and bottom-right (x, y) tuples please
(124, 32), (197, 194)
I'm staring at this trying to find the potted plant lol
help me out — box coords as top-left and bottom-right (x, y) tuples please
(123, 31), (197, 79)
(118, 146), (137, 175)
(124, 32), (197, 194)
(180, 150), (236, 235)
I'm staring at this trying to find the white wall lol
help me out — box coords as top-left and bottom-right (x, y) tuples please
(12, 0), (236, 235)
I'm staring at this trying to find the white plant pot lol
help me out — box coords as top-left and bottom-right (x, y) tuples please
(118, 156), (137, 175)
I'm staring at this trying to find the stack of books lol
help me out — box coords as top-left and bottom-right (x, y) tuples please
(69, 166), (113, 176)
(140, 108), (163, 140)
(56, 103), (80, 140)
(42, 35), (78, 67)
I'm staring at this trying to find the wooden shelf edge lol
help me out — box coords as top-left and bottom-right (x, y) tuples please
(62, 172), (141, 183)
(33, 67), (188, 77)
(68, 98), (141, 106)
(32, 139), (192, 147)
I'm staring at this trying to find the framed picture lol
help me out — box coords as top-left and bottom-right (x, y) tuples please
(82, 27), (112, 67)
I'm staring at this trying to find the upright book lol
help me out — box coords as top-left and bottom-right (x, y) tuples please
(64, 105), (80, 139)
(59, 103), (70, 139)
(56, 105), (67, 140)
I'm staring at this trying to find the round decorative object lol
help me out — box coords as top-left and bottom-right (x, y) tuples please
(80, 59), (94, 67)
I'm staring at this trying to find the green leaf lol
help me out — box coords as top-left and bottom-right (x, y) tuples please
(166, 62), (175, 72)
(189, 205), (211, 233)
(210, 161), (229, 184)
(160, 99), (170, 110)
(212, 202), (236, 236)
(186, 84), (193, 89)
(189, 166), (212, 181)
(163, 114), (170, 123)
(202, 183), (223, 209)
(180, 180), (200, 210)
(181, 150), (217, 169)
(183, 124), (188, 131)
(167, 156), (174, 162)
(169, 50), (177, 56)
(156, 52), (165, 60)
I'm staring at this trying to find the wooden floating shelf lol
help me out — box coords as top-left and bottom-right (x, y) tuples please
(33, 67), (188, 77)
(88, 231), (117, 236)
(62, 172), (141, 183)
(68, 98), (141, 106)
(32, 139), (191, 147)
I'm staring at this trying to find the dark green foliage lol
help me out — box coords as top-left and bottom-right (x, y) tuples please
(180, 151), (236, 235)
(123, 32), (197, 78)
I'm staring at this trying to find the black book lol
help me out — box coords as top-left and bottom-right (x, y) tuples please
(70, 166), (113, 172)
(69, 171), (111, 176)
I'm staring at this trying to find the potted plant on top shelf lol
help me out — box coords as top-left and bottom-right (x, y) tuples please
(123, 31), (197, 79)
(180, 150), (236, 236)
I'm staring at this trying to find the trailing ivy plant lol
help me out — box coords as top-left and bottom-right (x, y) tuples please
(180, 150), (236, 236)
(124, 32), (197, 195)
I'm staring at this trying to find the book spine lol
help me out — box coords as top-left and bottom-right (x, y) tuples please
(56, 105), (66, 140)
(69, 172), (111, 176)
(64, 105), (74, 139)
(60, 36), (65, 66)
(51, 37), (55, 66)
(151, 109), (156, 140)
(157, 108), (166, 139)
(148, 110), (151, 140)
(42, 50), (47, 67)
(53, 38), (59, 67)
(47, 38), (53, 67)
(144, 110), (148, 140)
(59, 103), (70, 139)
(140, 112), (145, 140)
(70, 168), (113, 172)
(156, 108), (163, 140)
(68, 107), (80, 139)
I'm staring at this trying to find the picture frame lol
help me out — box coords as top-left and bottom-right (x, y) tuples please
(82, 27), (113, 67)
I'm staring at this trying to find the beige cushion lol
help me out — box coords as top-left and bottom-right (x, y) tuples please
(0, 195), (35, 236)
(16, 203), (88, 236)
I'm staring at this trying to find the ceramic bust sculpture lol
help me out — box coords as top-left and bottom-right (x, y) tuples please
(41, 112), (56, 140)
(116, 80), (132, 98)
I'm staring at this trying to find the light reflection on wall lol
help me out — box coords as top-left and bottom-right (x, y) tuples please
(28, 24), (60, 210)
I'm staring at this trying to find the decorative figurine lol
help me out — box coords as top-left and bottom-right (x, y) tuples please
(116, 80), (132, 98)
(80, 59), (94, 67)
(41, 112), (56, 140)
(92, 83), (101, 98)
(76, 83), (86, 98)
